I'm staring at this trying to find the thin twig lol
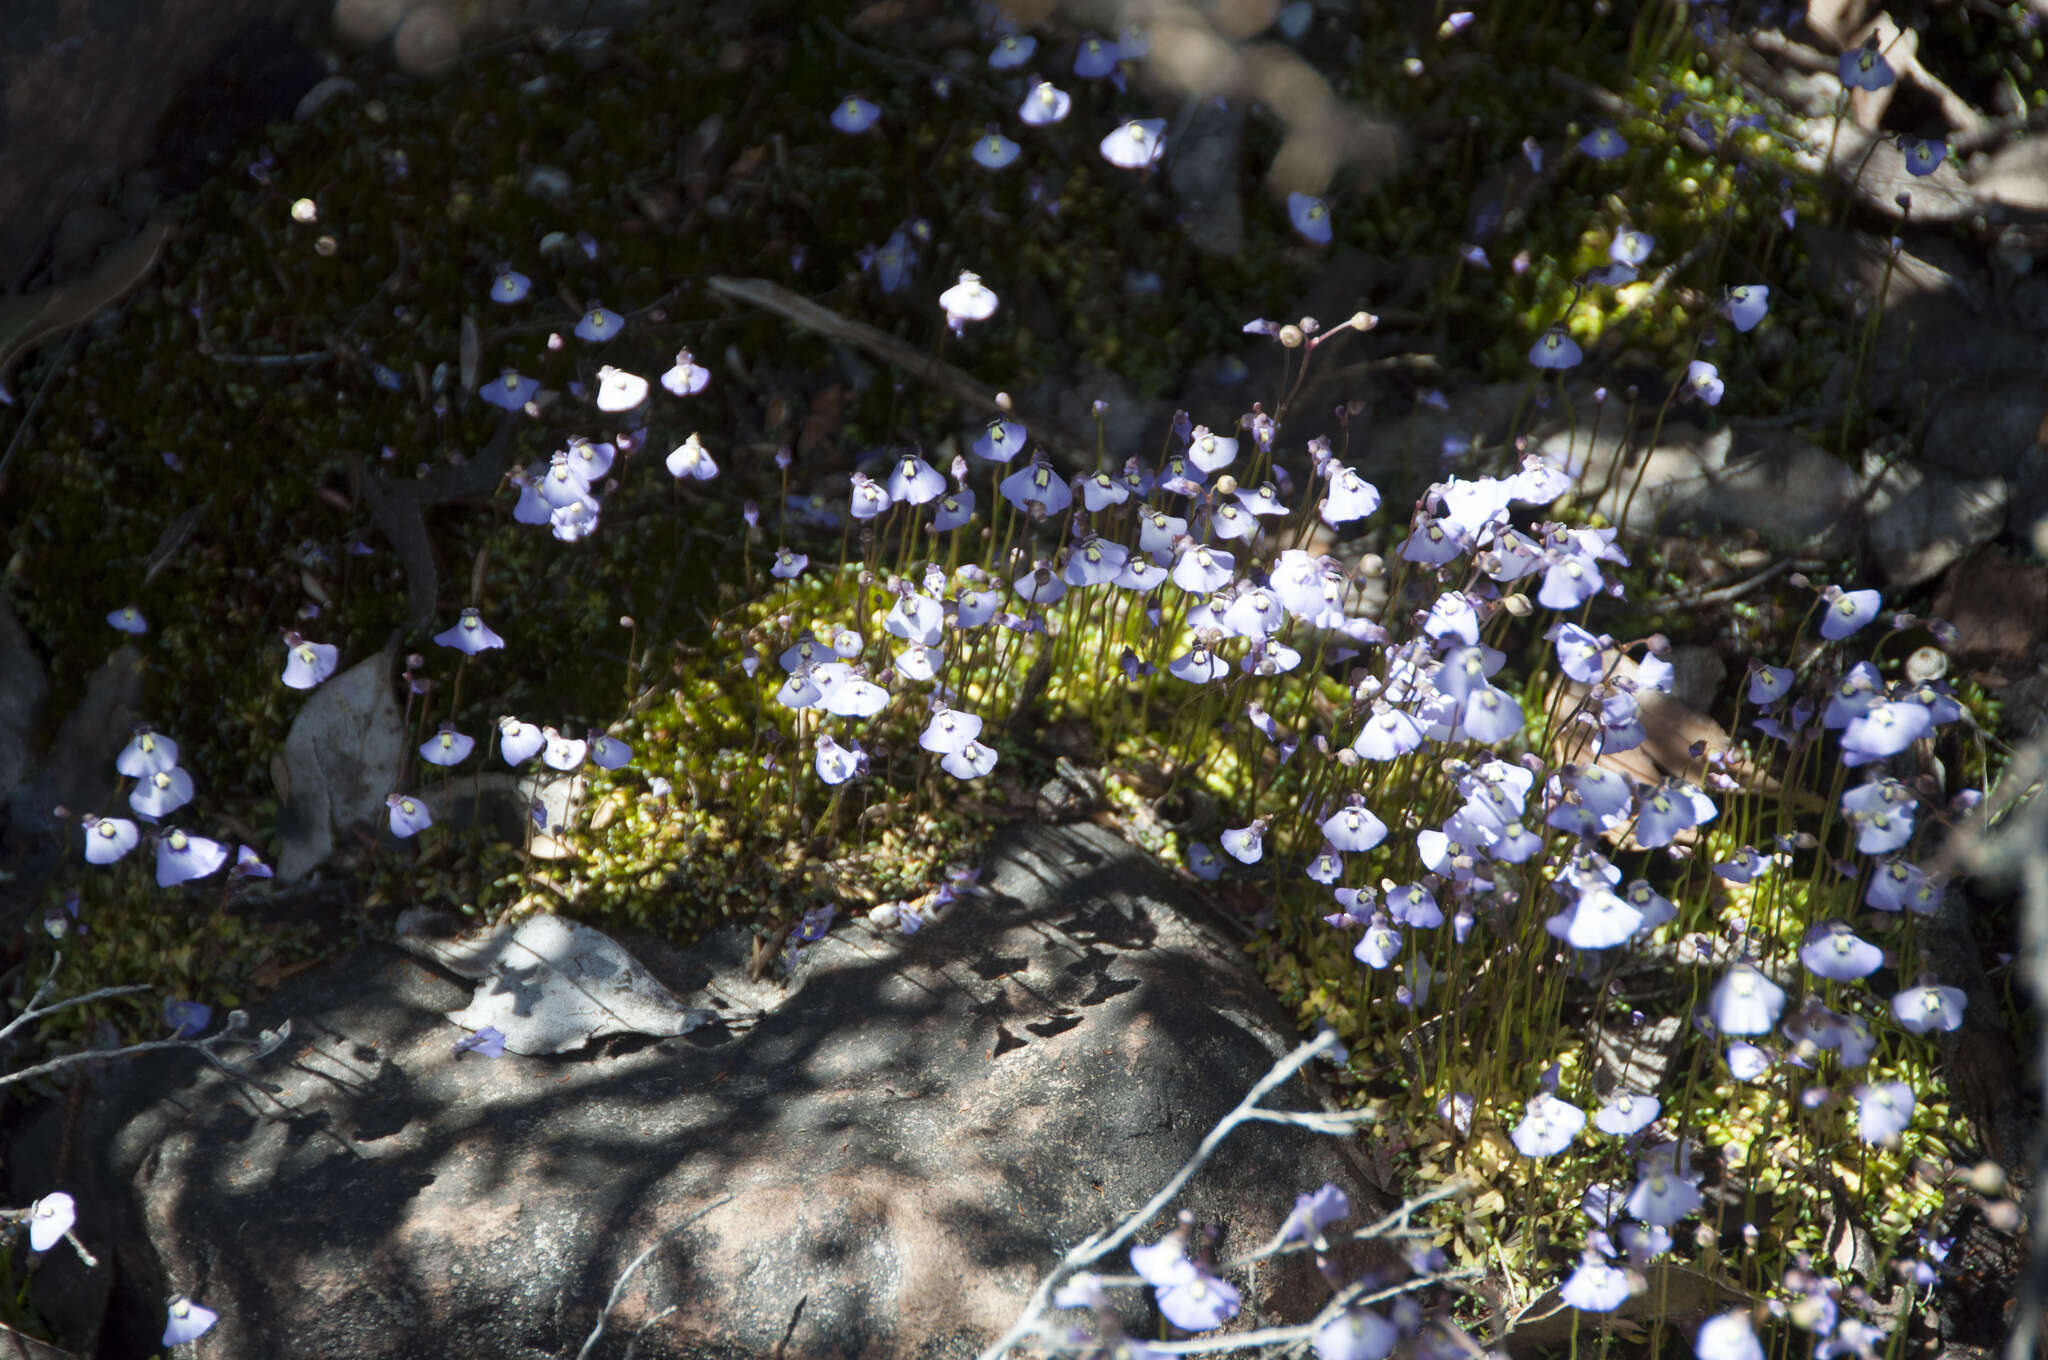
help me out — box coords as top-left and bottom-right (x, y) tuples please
(977, 1032), (1481, 1360)
(706, 275), (1095, 469)
(575, 1196), (733, 1360)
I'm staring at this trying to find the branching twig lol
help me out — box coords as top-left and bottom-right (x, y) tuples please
(574, 1196), (733, 1360)
(978, 1032), (1476, 1360)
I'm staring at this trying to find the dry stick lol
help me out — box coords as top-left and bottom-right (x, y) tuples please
(0, 217), (174, 380)
(704, 276), (1096, 470)
(975, 1030), (1473, 1360)
(574, 1195), (734, 1360)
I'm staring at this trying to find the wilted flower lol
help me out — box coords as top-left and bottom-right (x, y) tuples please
(454, 1025), (506, 1058)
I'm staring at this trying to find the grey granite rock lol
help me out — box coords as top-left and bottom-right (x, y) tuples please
(1534, 420), (1860, 552)
(22, 822), (1372, 1359)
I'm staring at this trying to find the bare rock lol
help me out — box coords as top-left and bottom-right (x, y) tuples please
(1860, 453), (2009, 589)
(1169, 97), (1247, 256)
(30, 823), (1372, 1359)
(1534, 420), (1859, 552)
(1972, 135), (2048, 214)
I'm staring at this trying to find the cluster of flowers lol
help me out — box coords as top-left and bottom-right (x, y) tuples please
(67, 719), (270, 891)
(16, 13), (1986, 1353)
(727, 253), (1972, 1340)
(835, 18), (1342, 301)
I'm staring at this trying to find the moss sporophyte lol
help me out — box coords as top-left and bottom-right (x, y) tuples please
(0, 0), (2016, 1351)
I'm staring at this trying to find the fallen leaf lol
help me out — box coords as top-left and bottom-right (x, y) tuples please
(398, 913), (719, 1055)
(274, 636), (404, 883)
